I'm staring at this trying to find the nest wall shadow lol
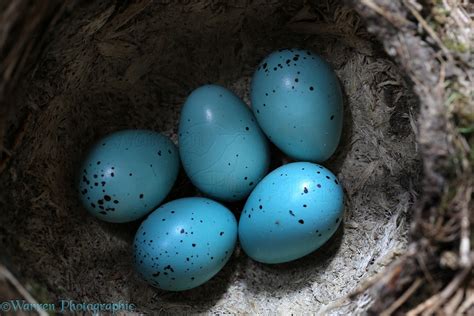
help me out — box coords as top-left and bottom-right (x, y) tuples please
(0, 0), (421, 313)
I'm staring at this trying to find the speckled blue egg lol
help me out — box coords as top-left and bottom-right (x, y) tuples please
(78, 130), (179, 223)
(239, 162), (344, 264)
(133, 197), (237, 291)
(251, 49), (343, 162)
(179, 84), (270, 201)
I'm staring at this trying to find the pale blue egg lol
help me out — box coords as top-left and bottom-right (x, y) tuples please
(133, 197), (237, 291)
(78, 130), (179, 223)
(179, 84), (270, 201)
(239, 162), (344, 264)
(251, 49), (343, 162)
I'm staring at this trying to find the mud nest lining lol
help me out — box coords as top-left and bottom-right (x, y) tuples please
(0, 1), (426, 314)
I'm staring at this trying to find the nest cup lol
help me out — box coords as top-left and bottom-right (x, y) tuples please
(0, 0), (421, 314)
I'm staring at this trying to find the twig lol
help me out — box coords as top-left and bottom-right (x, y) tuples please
(407, 267), (471, 315)
(443, 288), (465, 315)
(415, 249), (436, 291)
(360, 0), (410, 27)
(381, 278), (423, 316)
(456, 287), (474, 314)
(402, 0), (453, 63)
(0, 264), (48, 316)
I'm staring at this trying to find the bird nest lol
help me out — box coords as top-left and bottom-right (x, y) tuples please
(0, 0), (472, 315)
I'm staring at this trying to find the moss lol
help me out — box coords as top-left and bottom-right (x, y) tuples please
(443, 38), (469, 53)
(458, 124), (474, 135)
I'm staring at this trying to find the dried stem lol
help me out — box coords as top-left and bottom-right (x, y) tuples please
(0, 264), (47, 316)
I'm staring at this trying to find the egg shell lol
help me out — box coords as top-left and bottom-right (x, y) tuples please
(239, 162), (344, 264)
(179, 84), (270, 201)
(251, 49), (343, 162)
(133, 197), (238, 291)
(78, 130), (179, 223)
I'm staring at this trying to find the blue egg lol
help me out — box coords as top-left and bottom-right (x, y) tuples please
(78, 130), (180, 223)
(251, 49), (343, 162)
(239, 162), (344, 264)
(179, 84), (270, 201)
(133, 197), (237, 291)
